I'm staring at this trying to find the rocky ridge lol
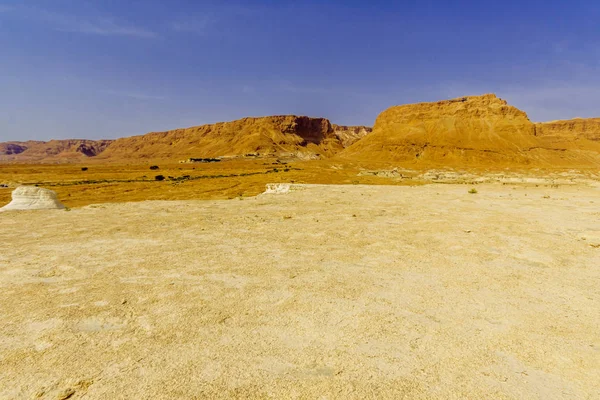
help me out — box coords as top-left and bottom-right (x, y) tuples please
(0, 117), (372, 163)
(96, 116), (369, 161)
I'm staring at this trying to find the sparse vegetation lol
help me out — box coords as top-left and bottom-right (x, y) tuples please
(185, 158), (221, 163)
(81, 167), (88, 171)
(150, 166), (159, 170)
(468, 188), (478, 194)
(155, 175), (165, 181)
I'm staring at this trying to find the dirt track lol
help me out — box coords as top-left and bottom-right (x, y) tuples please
(1, 183), (599, 399)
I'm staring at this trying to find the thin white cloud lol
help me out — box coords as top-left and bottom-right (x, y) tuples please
(171, 16), (212, 35)
(15, 7), (156, 38)
(55, 18), (156, 38)
(169, 5), (262, 35)
(552, 40), (570, 55)
(102, 90), (166, 101)
(241, 79), (352, 96)
(278, 80), (333, 94)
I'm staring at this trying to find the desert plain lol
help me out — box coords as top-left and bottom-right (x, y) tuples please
(1, 179), (599, 399)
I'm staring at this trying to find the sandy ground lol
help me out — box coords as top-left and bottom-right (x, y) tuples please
(0, 183), (599, 399)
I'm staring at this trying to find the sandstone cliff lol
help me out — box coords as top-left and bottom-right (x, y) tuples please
(535, 118), (600, 141)
(97, 116), (367, 161)
(532, 118), (600, 160)
(339, 94), (600, 166)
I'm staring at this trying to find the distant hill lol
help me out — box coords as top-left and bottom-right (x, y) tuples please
(0, 140), (113, 163)
(338, 94), (600, 167)
(2, 97), (600, 166)
(0, 117), (370, 163)
(0, 142), (33, 156)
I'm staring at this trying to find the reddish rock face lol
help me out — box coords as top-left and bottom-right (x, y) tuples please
(0, 116), (371, 163)
(97, 116), (370, 161)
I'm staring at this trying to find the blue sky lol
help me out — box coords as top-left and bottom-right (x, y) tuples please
(1, 0), (600, 141)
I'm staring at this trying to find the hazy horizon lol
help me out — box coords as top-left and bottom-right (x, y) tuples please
(2, 0), (600, 142)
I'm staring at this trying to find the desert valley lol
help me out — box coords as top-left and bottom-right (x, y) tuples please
(1, 94), (600, 399)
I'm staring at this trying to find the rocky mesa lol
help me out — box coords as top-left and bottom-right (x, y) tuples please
(339, 94), (538, 164)
(338, 94), (600, 166)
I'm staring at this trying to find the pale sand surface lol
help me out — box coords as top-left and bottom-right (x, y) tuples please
(0, 183), (599, 399)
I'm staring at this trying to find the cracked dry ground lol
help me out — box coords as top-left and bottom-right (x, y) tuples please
(1, 183), (599, 399)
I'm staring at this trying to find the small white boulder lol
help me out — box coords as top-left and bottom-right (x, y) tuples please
(0, 186), (65, 212)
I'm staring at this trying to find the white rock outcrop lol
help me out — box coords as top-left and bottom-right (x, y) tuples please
(264, 183), (293, 194)
(0, 186), (65, 211)
(262, 183), (309, 195)
(358, 168), (404, 178)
